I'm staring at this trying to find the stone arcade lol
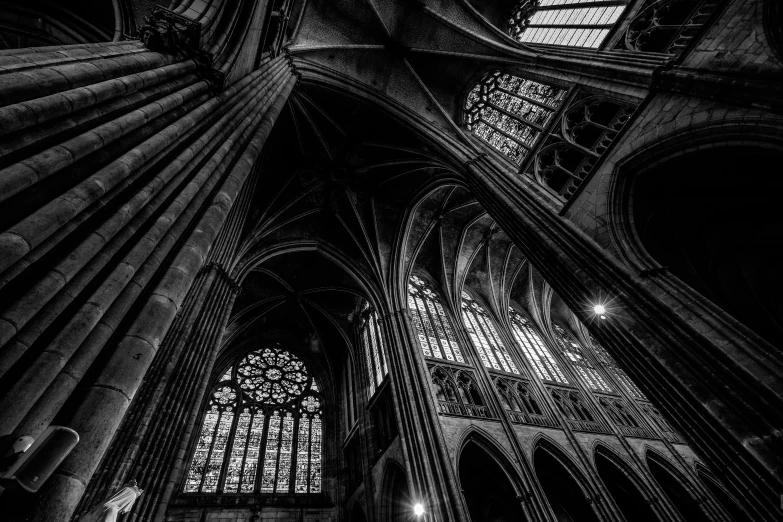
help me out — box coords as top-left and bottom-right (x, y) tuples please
(0, 0), (780, 521)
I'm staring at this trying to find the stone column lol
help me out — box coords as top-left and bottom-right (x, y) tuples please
(463, 156), (783, 522)
(381, 306), (470, 522)
(74, 165), (260, 522)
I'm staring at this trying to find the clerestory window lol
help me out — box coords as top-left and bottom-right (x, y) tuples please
(361, 306), (389, 397)
(589, 336), (647, 399)
(183, 347), (322, 495)
(461, 291), (520, 374)
(465, 71), (567, 165)
(408, 275), (466, 363)
(509, 307), (568, 383)
(552, 323), (612, 392)
(509, 0), (627, 48)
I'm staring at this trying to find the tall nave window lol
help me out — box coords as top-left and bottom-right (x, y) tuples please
(461, 292), (520, 374)
(509, 307), (568, 383)
(589, 336), (647, 399)
(408, 275), (465, 363)
(361, 306), (389, 396)
(184, 347), (322, 495)
(552, 324), (612, 392)
(508, 0), (627, 48)
(465, 71), (567, 165)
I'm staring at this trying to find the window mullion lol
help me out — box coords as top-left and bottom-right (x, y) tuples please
(288, 415), (300, 495)
(253, 409), (270, 493)
(484, 100), (546, 132)
(476, 118), (534, 149)
(493, 85), (560, 111)
(198, 407), (222, 492)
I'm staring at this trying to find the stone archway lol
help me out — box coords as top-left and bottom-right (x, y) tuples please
(458, 439), (526, 522)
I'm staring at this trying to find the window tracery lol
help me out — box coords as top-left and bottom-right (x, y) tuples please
(619, 0), (722, 56)
(552, 323), (613, 392)
(509, 0), (627, 48)
(184, 348), (322, 495)
(429, 364), (492, 419)
(361, 306), (389, 397)
(493, 375), (558, 428)
(461, 292), (520, 374)
(408, 275), (465, 363)
(509, 308), (568, 383)
(465, 71), (567, 165)
(548, 386), (609, 432)
(589, 336), (647, 399)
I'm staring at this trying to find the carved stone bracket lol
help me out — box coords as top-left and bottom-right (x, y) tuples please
(199, 262), (241, 293)
(138, 7), (225, 93)
(463, 152), (487, 169)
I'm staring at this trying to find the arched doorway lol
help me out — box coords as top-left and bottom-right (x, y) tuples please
(381, 463), (412, 522)
(646, 454), (709, 522)
(534, 444), (599, 522)
(631, 147), (783, 347)
(698, 469), (751, 522)
(458, 440), (526, 522)
(594, 450), (659, 522)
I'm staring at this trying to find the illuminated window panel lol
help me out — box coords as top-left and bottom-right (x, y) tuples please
(183, 348), (322, 495)
(362, 306), (389, 397)
(509, 0), (626, 48)
(509, 308), (568, 383)
(408, 275), (466, 363)
(552, 324), (613, 392)
(461, 292), (520, 374)
(465, 71), (567, 165)
(590, 336), (647, 399)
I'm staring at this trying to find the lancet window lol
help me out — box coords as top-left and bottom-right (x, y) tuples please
(461, 292), (520, 374)
(408, 275), (465, 363)
(184, 347), (322, 495)
(589, 336), (647, 399)
(361, 306), (389, 397)
(552, 324), (612, 392)
(509, 307), (568, 383)
(465, 71), (567, 165)
(509, 0), (627, 48)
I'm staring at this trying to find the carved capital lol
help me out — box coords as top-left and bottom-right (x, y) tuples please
(139, 7), (201, 52)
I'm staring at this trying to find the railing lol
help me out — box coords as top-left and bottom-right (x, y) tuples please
(438, 401), (493, 419)
(617, 425), (655, 439)
(507, 410), (559, 428)
(566, 418), (612, 434)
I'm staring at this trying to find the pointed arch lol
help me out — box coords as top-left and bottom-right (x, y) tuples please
(533, 436), (599, 522)
(458, 429), (527, 522)
(593, 443), (660, 522)
(379, 461), (412, 522)
(645, 448), (710, 522)
(695, 463), (751, 522)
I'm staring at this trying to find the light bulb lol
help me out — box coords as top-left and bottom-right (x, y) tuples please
(413, 503), (425, 516)
(593, 304), (606, 315)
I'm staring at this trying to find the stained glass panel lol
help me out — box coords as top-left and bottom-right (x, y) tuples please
(461, 292), (520, 374)
(363, 307), (390, 397)
(590, 337), (647, 399)
(509, 0), (626, 48)
(552, 324), (612, 392)
(407, 276), (466, 363)
(183, 347), (322, 495)
(509, 308), (568, 383)
(465, 71), (566, 165)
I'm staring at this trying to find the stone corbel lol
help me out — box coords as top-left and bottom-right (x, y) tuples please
(138, 7), (226, 93)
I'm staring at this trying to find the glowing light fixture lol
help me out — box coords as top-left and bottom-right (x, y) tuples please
(413, 503), (425, 517)
(593, 304), (606, 315)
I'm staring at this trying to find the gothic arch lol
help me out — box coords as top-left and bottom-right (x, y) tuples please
(606, 119), (783, 272)
(458, 429), (528, 522)
(645, 448), (710, 522)
(593, 443), (660, 522)
(456, 428), (524, 493)
(533, 436), (599, 522)
(695, 463), (750, 522)
(378, 461), (412, 522)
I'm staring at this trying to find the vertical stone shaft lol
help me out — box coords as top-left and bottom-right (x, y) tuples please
(24, 67), (296, 522)
(382, 308), (470, 522)
(464, 160), (783, 522)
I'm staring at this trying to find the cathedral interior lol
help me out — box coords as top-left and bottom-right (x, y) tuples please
(0, 0), (780, 521)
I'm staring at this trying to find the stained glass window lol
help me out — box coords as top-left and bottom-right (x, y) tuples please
(552, 324), (613, 392)
(461, 292), (520, 374)
(465, 71), (567, 165)
(362, 306), (389, 397)
(509, 307), (568, 383)
(407, 275), (465, 363)
(589, 336), (647, 399)
(184, 347), (323, 495)
(509, 0), (627, 48)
